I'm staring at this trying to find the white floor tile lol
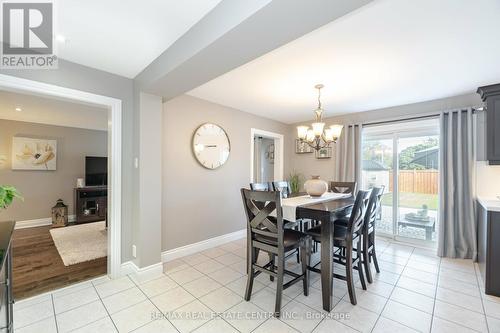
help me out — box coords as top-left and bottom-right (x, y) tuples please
(382, 300), (432, 332)
(207, 266), (244, 285)
(110, 299), (158, 333)
(397, 276), (436, 298)
(14, 316), (57, 333)
(402, 267), (438, 285)
(250, 287), (292, 313)
(138, 275), (178, 297)
(56, 300), (108, 333)
(94, 276), (135, 298)
(223, 301), (269, 333)
(192, 317), (239, 333)
(167, 266), (204, 284)
(406, 259), (440, 274)
(349, 288), (388, 314)
(333, 300), (379, 333)
(201, 247), (228, 258)
(294, 287), (340, 313)
(436, 287), (483, 313)
(438, 276), (481, 297)
(356, 279), (394, 298)
(13, 293), (51, 311)
(163, 259), (190, 274)
(312, 318), (359, 333)
(14, 299), (54, 329)
(183, 276), (223, 298)
(373, 316), (419, 333)
(483, 299), (500, 320)
(434, 300), (488, 332)
(52, 281), (94, 298)
(72, 317), (117, 333)
(133, 318), (178, 333)
(373, 270), (400, 285)
(193, 259), (226, 274)
(253, 317), (299, 333)
(391, 287), (435, 314)
(487, 316), (500, 333)
(439, 268), (478, 286)
(102, 286), (147, 314)
(53, 286), (99, 314)
(228, 260), (247, 274)
(280, 300), (322, 333)
(431, 317), (478, 333)
(214, 253), (245, 266)
(150, 286), (196, 313)
(226, 275), (266, 297)
(181, 253), (211, 265)
(169, 300), (214, 333)
(379, 261), (405, 275)
(199, 287), (243, 313)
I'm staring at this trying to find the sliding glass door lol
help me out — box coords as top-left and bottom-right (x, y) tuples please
(362, 119), (440, 245)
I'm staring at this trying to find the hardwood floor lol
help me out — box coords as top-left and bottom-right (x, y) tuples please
(12, 225), (107, 300)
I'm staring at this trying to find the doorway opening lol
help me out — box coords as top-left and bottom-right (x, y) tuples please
(250, 129), (284, 183)
(361, 118), (440, 246)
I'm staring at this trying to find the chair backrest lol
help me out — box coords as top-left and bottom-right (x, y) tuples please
(346, 190), (371, 235)
(364, 186), (385, 232)
(272, 181), (292, 198)
(330, 181), (356, 194)
(241, 189), (284, 248)
(250, 182), (271, 191)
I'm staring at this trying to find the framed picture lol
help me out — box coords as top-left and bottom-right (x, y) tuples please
(315, 146), (332, 159)
(12, 137), (57, 170)
(295, 139), (313, 154)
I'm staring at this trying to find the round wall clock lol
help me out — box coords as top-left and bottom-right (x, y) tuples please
(192, 123), (230, 169)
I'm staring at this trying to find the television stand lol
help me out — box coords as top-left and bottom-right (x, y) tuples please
(74, 186), (107, 224)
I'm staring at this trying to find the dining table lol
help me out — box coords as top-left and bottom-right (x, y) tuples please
(281, 192), (355, 312)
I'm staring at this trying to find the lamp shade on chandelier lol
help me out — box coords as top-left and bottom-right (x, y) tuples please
(297, 84), (343, 151)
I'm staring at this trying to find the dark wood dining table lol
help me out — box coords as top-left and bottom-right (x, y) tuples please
(294, 195), (355, 312)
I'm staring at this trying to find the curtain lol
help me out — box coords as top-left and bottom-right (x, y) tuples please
(335, 124), (363, 191)
(438, 108), (477, 260)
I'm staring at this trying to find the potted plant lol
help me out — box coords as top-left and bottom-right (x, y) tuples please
(288, 171), (303, 194)
(0, 185), (23, 210)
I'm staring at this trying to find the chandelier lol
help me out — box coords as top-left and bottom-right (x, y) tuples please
(297, 84), (343, 151)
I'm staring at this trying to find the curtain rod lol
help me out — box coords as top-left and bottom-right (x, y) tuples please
(359, 104), (485, 128)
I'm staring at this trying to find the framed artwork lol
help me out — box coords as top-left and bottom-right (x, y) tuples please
(315, 146), (332, 159)
(295, 139), (313, 154)
(12, 137), (57, 170)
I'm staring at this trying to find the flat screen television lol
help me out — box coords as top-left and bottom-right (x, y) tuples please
(85, 156), (107, 186)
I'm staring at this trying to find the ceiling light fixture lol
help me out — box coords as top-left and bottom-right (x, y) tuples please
(15, 107), (22, 112)
(297, 84), (343, 151)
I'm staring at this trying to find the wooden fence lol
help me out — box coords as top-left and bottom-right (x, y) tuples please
(389, 170), (438, 194)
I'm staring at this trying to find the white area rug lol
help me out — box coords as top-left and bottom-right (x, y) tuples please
(50, 221), (107, 266)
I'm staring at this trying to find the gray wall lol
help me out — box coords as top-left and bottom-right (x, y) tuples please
(288, 93), (483, 186)
(1, 60), (135, 262)
(162, 95), (289, 251)
(0, 119), (107, 221)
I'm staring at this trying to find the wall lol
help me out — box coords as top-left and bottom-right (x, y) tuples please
(162, 95), (289, 251)
(288, 92), (483, 186)
(0, 60), (135, 262)
(0, 119), (107, 221)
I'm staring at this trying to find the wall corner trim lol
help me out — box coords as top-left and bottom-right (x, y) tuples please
(161, 229), (246, 263)
(120, 261), (163, 283)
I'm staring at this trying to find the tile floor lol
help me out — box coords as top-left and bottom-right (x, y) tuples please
(13, 237), (500, 333)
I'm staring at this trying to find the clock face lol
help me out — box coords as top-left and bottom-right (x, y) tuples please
(192, 123), (230, 169)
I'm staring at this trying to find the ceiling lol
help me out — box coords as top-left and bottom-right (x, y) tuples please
(57, 0), (221, 78)
(188, 0), (500, 124)
(0, 90), (108, 131)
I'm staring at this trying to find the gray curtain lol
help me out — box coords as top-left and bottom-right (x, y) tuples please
(438, 108), (477, 260)
(335, 124), (362, 191)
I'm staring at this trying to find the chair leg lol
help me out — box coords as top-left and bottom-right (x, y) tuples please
(245, 246), (256, 301)
(300, 238), (310, 296)
(363, 234), (373, 284)
(370, 233), (381, 273)
(274, 256), (285, 317)
(357, 239), (367, 290)
(345, 245), (357, 305)
(269, 253), (275, 281)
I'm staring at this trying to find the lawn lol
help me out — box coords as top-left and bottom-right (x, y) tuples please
(381, 192), (438, 210)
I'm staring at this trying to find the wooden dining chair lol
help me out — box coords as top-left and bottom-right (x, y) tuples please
(362, 186), (385, 283)
(330, 181), (357, 194)
(250, 182), (271, 191)
(241, 188), (311, 317)
(272, 181), (292, 198)
(306, 190), (371, 305)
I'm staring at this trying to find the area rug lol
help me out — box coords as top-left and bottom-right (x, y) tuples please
(50, 221), (107, 266)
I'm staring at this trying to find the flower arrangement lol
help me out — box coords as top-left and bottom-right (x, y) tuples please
(0, 185), (23, 210)
(288, 171), (303, 194)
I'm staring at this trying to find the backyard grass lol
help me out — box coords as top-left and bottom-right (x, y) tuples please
(381, 192), (438, 210)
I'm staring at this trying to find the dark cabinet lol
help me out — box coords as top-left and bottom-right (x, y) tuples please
(477, 201), (500, 296)
(477, 84), (500, 165)
(74, 187), (107, 224)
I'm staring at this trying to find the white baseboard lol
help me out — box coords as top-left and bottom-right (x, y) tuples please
(15, 215), (77, 229)
(162, 229), (246, 263)
(121, 261), (163, 283)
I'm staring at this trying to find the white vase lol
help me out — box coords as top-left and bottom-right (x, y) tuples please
(304, 175), (328, 197)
